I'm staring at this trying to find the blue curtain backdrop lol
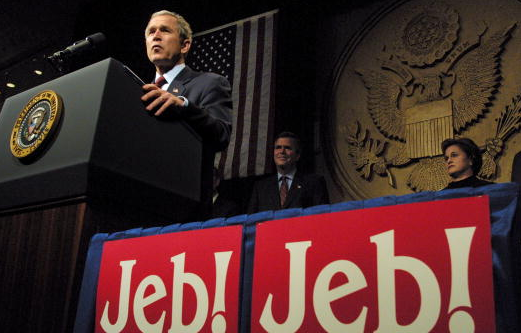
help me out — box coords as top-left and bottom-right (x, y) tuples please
(74, 182), (521, 333)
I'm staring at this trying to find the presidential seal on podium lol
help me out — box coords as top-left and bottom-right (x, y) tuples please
(10, 90), (63, 159)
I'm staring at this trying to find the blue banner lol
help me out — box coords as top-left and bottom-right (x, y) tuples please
(74, 182), (520, 333)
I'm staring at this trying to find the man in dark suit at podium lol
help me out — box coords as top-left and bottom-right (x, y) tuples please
(248, 132), (329, 213)
(141, 9), (231, 150)
(141, 10), (232, 218)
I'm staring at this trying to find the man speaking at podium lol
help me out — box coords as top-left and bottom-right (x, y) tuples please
(141, 10), (232, 219)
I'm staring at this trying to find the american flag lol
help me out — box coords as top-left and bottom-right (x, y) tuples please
(187, 10), (278, 180)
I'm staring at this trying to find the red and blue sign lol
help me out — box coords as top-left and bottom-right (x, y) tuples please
(91, 195), (501, 332)
(251, 196), (495, 332)
(95, 225), (243, 333)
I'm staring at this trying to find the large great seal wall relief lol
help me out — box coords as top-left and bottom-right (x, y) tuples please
(324, 0), (521, 200)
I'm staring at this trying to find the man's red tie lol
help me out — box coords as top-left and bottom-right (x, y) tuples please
(280, 176), (288, 207)
(155, 76), (166, 88)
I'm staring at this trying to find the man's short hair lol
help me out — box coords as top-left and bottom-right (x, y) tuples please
(275, 131), (301, 153)
(149, 10), (193, 42)
(441, 137), (482, 175)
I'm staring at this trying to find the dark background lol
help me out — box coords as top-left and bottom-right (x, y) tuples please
(0, 2), (386, 332)
(0, 0), (380, 211)
(0, 0), (373, 142)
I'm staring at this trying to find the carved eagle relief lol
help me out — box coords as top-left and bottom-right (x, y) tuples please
(360, 24), (513, 139)
(353, 19), (515, 191)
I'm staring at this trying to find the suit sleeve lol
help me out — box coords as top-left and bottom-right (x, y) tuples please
(181, 75), (232, 152)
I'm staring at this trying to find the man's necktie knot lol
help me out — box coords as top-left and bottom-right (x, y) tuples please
(155, 76), (167, 88)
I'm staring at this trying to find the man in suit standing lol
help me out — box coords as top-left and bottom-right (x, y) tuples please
(248, 132), (329, 213)
(141, 10), (232, 219)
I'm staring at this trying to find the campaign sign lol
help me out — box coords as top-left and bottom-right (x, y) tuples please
(251, 196), (495, 332)
(95, 225), (243, 333)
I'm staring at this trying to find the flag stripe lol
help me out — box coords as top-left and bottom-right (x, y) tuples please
(257, 13), (275, 175)
(247, 18), (265, 176)
(264, 12), (278, 175)
(231, 21), (251, 178)
(220, 25), (243, 179)
(238, 19), (258, 178)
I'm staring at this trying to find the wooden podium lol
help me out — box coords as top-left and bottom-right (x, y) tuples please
(0, 58), (204, 332)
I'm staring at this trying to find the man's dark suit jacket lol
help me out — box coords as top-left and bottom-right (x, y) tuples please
(164, 65), (232, 219)
(247, 171), (330, 214)
(166, 65), (232, 152)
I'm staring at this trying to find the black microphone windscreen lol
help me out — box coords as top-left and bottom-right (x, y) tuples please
(86, 32), (106, 45)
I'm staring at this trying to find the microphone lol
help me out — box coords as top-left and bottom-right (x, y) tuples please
(47, 32), (106, 72)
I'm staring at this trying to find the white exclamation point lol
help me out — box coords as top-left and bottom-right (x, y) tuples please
(212, 251), (233, 333)
(445, 227), (476, 333)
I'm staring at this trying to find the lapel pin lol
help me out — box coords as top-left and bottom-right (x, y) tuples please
(173, 88), (179, 93)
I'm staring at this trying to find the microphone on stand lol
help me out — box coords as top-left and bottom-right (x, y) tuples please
(47, 32), (106, 73)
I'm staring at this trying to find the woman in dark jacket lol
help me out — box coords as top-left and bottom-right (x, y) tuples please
(442, 138), (494, 189)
